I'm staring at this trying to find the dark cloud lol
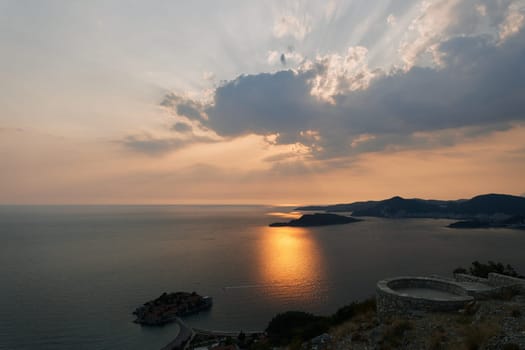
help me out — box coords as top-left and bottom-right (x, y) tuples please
(263, 151), (302, 163)
(120, 135), (183, 155)
(280, 53), (286, 65)
(171, 122), (193, 133)
(162, 28), (525, 160)
(161, 93), (206, 121)
(452, 0), (515, 32)
(119, 133), (215, 155)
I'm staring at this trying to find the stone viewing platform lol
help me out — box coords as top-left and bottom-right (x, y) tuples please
(133, 291), (212, 326)
(376, 273), (525, 318)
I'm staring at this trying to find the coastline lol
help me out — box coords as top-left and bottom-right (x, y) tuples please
(160, 318), (195, 350)
(162, 325), (265, 350)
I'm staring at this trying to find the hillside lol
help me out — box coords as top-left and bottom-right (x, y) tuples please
(297, 194), (525, 219)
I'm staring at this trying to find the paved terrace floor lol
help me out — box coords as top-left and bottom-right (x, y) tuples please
(395, 288), (468, 300)
(456, 281), (496, 295)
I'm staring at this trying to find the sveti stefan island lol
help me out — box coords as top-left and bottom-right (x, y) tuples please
(2, 1), (525, 350)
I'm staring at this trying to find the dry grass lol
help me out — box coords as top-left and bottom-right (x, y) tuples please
(427, 325), (448, 350)
(460, 321), (500, 350)
(330, 321), (356, 340)
(510, 307), (521, 318)
(502, 343), (520, 350)
(327, 299), (519, 350)
(379, 318), (412, 349)
(495, 288), (519, 301)
(464, 301), (480, 316)
(330, 310), (376, 341)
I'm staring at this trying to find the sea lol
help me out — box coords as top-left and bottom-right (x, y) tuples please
(1, 205), (524, 350)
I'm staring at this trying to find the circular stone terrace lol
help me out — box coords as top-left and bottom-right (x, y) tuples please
(376, 276), (474, 318)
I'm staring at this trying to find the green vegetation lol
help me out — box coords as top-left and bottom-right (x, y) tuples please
(265, 297), (376, 346)
(265, 311), (330, 346)
(191, 332), (270, 350)
(453, 260), (522, 278)
(331, 297), (376, 325)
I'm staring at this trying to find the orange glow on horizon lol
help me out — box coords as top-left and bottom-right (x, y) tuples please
(265, 211), (303, 219)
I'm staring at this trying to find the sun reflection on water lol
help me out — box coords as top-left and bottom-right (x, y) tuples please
(257, 226), (323, 301)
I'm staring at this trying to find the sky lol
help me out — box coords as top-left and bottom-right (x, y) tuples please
(1, 0), (525, 205)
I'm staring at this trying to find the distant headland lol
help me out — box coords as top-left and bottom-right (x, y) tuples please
(269, 213), (361, 227)
(296, 193), (525, 230)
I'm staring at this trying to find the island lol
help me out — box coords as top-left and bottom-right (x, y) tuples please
(269, 213), (361, 227)
(133, 291), (212, 326)
(448, 215), (525, 230)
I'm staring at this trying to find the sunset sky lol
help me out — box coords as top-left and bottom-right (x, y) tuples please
(1, 0), (525, 204)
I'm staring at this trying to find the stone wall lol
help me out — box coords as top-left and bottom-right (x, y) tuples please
(386, 277), (467, 295)
(455, 273), (525, 297)
(377, 274), (525, 319)
(454, 273), (489, 284)
(376, 277), (473, 319)
(488, 273), (525, 293)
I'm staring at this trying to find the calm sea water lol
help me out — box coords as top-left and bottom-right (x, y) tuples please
(1, 205), (524, 350)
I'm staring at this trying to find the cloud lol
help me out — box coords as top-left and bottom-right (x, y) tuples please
(398, 0), (463, 69)
(273, 14), (312, 40)
(387, 14), (397, 26)
(398, 0), (524, 69)
(499, 4), (525, 41)
(171, 122), (193, 133)
(119, 134), (187, 155)
(309, 46), (380, 103)
(160, 93), (207, 121)
(202, 71), (216, 82)
(161, 11), (525, 161)
(267, 49), (305, 67)
(119, 132), (215, 155)
(476, 4), (487, 17)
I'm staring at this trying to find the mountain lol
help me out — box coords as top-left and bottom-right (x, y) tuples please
(269, 213), (361, 227)
(296, 194), (525, 219)
(456, 194), (525, 216)
(448, 215), (525, 229)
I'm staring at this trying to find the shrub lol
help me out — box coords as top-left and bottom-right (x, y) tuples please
(265, 311), (330, 346)
(453, 267), (467, 274)
(471, 261), (521, 278)
(453, 261), (522, 278)
(510, 308), (521, 318)
(332, 297), (376, 325)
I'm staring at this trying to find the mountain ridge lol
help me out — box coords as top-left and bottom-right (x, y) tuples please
(296, 193), (525, 219)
